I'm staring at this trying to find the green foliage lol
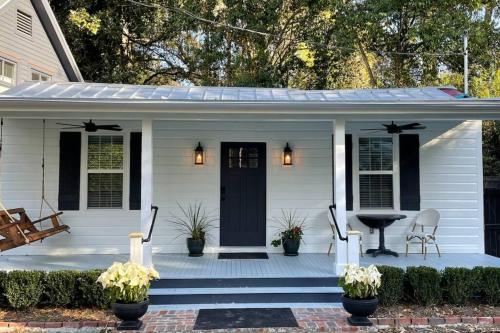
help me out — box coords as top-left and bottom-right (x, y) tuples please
(4, 271), (45, 310)
(0, 271), (7, 307)
(405, 266), (442, 306)
(483, 120), (500, 177)
(480, 267), (500, 305)
(441, 268), (475, 304)
(376, 266), (405, 306)
(76, 270), (110, 309)
(43, 271), (79, 307)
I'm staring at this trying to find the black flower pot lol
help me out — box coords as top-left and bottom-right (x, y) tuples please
(341, 295), (378, 326)
(111, 299), (149, 330)
(283, 238), (300, 256)
(187, 238), (205, 257)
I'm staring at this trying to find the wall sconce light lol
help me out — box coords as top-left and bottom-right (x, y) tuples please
(283, 142), (293, 166)
(194, 142), (204, 165)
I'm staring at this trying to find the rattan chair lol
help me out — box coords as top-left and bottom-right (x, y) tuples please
(327, 207), (363, 257)
(405, 209), (441, 259)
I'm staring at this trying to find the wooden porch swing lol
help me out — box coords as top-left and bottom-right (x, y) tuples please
(0, 119), (70, 252)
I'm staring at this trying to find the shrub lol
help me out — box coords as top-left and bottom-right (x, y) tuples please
(4, 271), (45, 309)
(405, 266), (441, 305)
(76, 270), (109, 308)
(0, 271), (7, 307)
(441, 267), (474, 304)
(43, 270), (78, 307)
(481, 267), (500, 305)
(376, 266), (405, 306)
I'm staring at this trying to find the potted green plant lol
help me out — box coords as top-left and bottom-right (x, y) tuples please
(170, 202), (216, 257)
(338, 264), (381, 326)
(97, 261), (159, 330)
(271, 210), (306, 256)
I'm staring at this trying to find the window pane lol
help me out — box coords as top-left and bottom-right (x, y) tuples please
(4, 62), (14, 79)
(32, 72), (40, 81)
(88, 135), (123, 170)
(88, 173), (123, 208)
(359, 174), (393, 209)
(228, 147), (259, 168)
(359, 137), (393, 171)
(41, 75), (49, 81)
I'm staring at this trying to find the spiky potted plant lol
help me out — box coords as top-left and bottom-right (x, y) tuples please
(271, 210), (306, 256)
(170, 202), (216, 257)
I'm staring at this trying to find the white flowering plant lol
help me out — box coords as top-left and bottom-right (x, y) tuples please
(338, 264), (382, 300)
(97, 262), (160, 303)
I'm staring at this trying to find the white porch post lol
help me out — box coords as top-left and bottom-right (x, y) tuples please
(141, 119), (153, 267)
(333, 119), (348, 275)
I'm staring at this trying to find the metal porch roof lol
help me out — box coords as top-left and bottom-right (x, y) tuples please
(1, 82), (459, 102)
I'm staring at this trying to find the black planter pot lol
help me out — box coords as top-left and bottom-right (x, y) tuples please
(187, 238), (205, 257)
(341, 295), (378, 326)
(111, 299), (149, 330)
(282, 238), (300, 256)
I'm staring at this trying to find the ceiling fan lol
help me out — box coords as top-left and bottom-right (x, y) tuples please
(56, 120), (122, 132)
(362, 121), (426, 134)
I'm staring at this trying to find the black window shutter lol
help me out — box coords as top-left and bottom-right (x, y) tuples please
(129, 132), (142, 210)
(399, 134), (420, 211)
(58, 132), (81, 210)
(346, 134), (353, 211)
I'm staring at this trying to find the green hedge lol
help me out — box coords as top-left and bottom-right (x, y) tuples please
(376, 265), (500, 306)
(0, 269), (107, 310)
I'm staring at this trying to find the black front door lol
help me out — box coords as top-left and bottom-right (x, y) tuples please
(220, 142), (266, 246)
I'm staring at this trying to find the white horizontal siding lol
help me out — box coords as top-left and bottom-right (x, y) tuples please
(0, 119), (483, 255)
(0, 0), (68, 89)
(347, 120), (484, 254)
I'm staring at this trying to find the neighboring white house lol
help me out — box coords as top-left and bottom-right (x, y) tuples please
(0, 82), (498, 275)
(0, 0), (82, 92)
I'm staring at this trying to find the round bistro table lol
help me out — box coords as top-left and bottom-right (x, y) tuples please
(356, 214), (407, 257)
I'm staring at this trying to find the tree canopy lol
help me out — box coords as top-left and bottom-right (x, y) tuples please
(49, 0), (500, 174)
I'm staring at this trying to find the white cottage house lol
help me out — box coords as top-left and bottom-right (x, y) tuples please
(0, 82), (499, 278)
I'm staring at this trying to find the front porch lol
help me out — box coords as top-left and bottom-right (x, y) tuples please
(0, 253), (498, 278)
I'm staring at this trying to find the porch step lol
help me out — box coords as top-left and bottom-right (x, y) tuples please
(149, 277), (342, 306)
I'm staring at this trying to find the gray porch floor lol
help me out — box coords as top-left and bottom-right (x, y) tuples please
(0, 253), (499, 278)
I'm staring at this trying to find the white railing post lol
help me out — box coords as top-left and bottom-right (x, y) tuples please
(141, 119), (153, 267)
(333, 119), (349, 275)
(347, 230), (361, 267)
(129, 232), (144, 265)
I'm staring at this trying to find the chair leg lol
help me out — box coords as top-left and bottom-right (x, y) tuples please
(359, 241), (363, 257)
(405, 240), (409, 257)
(424, 241), (427, 260)
(328, 242), (333, 256)
(435, 243), (441, 257)
(421, 241), (424, 254)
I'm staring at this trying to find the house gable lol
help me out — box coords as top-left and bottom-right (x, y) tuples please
(0, 0), (82, 91)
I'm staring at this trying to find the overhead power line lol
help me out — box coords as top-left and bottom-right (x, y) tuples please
(124, 0), (466, 57)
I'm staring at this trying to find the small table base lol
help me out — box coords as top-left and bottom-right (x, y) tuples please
(366, 248), (399, 257)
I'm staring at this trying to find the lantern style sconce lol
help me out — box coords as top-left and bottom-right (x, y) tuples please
(283, 142), (293, 166)
(194, 142), (204, 165)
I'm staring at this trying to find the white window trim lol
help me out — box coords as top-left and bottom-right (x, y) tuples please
(352, 133), (401, 213)
(80, 131), (130, 211)
(0, 58), (16, 86)
(31, 69), (52, 82)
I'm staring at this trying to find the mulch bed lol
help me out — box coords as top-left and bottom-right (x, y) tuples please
(374, 304), (500, 318)
(0, 307), (112, 322)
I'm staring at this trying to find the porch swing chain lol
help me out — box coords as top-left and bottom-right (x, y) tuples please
(38, 119), (60, 228)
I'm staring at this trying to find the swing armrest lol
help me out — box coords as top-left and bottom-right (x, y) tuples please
(31, 212), (63, 226)
(0, 221), (24, 231)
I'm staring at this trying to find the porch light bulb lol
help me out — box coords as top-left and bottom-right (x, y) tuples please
(283, 142), (293, 166)
(194, 142), (204, 165)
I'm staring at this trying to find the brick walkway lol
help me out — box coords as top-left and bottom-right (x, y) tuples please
(136, 308), (376, 332)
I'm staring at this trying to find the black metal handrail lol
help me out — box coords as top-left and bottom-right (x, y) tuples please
(329, 204), (348, 242)
(142, 205), (158, 244)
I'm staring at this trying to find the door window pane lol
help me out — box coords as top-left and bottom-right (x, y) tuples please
(228, 147), (258, 168)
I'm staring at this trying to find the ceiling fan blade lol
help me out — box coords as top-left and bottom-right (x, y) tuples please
(56, 122), (82, 127)
(411, 126), (426, 130)
(96, 125), (123, 131)
(398, 123), (422, 129)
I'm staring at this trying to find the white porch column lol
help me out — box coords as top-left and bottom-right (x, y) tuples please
(141, 119), (153, 267)
(333, 119), (348, 275)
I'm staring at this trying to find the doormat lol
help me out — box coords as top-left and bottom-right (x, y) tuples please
(218, 252), (269, 259)
(194, 308), (298, 330)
